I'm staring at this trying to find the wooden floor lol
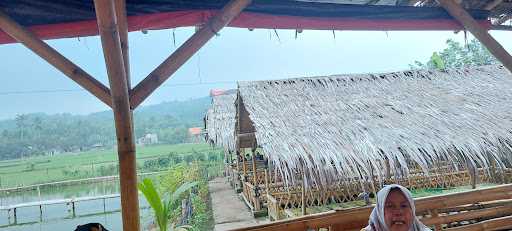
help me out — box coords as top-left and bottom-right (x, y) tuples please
(209, 177), (268, 231)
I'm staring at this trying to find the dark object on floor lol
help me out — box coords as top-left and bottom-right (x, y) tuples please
(74, 223), (109, 231)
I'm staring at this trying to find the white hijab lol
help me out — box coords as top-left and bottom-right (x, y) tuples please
(363, 184), (430, 231)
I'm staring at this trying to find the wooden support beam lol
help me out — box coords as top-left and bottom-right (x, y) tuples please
(252, 152), (257, 186)
(93, 1), (139, 231)
(0, 10), (112, 107)
(438, 0), (512, 73)
(484, 0), (503, 10)
(130, 0), (252, 109)
(114, 0), (130, 86)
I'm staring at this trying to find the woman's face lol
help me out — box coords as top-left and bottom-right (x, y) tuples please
(384, 189), (413, 231)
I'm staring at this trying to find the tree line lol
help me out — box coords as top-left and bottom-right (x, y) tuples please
(0, 97), (210, 160)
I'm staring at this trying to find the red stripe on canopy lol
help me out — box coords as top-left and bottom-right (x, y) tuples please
(0, 10), (491, 44)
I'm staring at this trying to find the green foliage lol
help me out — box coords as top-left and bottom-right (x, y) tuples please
(138, 178), (197, 231)
(430, 52), (445, 70)
(158, 159), (222, 230)
(0, 97), (211, 160)
(189, 195), (209, 231)
(410, 39), (497, 70)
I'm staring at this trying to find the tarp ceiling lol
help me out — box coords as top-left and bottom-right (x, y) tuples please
(0, 0), (490, 44)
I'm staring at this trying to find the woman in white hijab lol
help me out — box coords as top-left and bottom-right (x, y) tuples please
(362, 184), (430, 231)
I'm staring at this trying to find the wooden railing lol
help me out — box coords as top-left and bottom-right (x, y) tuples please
(232, 162), (512, 216)
(263, 170), (490, 220)
(232, 184), (512, 231)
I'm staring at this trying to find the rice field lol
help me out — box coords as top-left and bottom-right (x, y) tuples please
(0, 143), (218, 188)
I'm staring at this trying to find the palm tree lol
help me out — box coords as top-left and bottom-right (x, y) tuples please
(138, 178), (197, 231)
(15, 114), (28, 140)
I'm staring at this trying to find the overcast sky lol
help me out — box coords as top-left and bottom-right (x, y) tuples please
(0, 27), (511, 120)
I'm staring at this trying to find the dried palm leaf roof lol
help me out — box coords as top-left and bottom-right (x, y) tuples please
(206, 93), (237, 153)
(237, 65), (512, 187)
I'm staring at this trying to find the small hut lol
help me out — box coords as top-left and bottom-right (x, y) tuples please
(205, 91), (239, 186)
(234, 65), (512, 218)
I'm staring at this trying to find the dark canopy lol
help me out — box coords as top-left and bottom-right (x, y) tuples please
(0, 0), (491, 44)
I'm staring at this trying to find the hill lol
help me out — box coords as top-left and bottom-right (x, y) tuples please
(0, 96), (212, 160)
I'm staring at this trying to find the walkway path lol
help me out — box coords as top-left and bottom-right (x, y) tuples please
(209, 177), (268, 231)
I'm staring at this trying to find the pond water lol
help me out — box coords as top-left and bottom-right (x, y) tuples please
(0, 179), (152, 231)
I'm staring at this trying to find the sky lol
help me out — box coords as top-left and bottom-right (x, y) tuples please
(0, 27), (511, 120)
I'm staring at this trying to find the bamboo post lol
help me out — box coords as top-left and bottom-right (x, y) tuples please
(385, 158), (391, 182)
(265, 169), (270, 190)
(251, 150), (261, 211)
(0, 10), (112, 107)
(466, 159), (477, 189)
(37, 185), (41, 201)
(13, 208), (17, 224)
(130, 0), (252, 108)
(438, 0), (512, 73)
(72, 201), (76, 217)
(252, 152), (257, 186)
(93, 1), (140, 231)
(114, 0), (130, 85)
(484, 0), (503, 10)
(430, 209), (442, 231)
(301, 176), (306, 216)
(242, 149), (247, 179)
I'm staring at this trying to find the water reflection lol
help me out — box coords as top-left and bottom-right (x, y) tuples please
(0, 180), (151, 231)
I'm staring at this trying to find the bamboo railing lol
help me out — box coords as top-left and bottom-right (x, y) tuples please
(232, 184), (512, 231)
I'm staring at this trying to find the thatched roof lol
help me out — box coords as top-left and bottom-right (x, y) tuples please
(237, 65), (512, 187)
(205, 93), (237, 153)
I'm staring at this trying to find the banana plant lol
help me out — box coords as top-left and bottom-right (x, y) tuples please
(138, 178), (197, 231)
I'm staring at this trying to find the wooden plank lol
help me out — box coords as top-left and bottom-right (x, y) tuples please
(0, 10), (112, 107)
(422, 205), (512, 226)
(129, 0), (252, 109)
(438, 0), (512, 73)
(445, 215), (512, 231)
(93, 1), (139, 231)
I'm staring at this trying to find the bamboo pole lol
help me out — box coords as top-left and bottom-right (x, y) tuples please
(93, 1), (139, 231)
(0, 10), (112, 107)
(446, 215), (512, 231)
(129, 0), (252, 109)
(114, 0), (130, 86)
(438, 0), (512, 73)
(423, 205), (512, 226)
(242, 149), (247, 179)
(252, 152), (257, 186)
(430, 209), (442, 231)
(264, 169), (269, 194)
(301, 176), (306, 216)
(484, 0), (503, 10)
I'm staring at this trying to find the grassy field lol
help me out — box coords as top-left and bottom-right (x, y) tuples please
(0, 143), (220, 188)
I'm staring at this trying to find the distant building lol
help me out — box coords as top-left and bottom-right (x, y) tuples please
(188, 127), (202, 143)
(137, 133), (159, 145)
